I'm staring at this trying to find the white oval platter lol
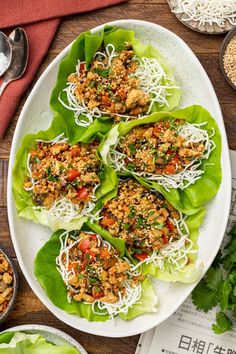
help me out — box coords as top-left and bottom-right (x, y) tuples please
(7, 19), (231, 337)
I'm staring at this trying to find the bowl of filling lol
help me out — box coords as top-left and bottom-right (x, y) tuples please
(0, 248), (18, 324)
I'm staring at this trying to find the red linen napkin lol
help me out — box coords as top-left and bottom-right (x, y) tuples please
(0, 0), (126, 138)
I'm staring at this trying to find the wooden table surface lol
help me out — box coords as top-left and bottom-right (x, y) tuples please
(0, 1), (236, 353)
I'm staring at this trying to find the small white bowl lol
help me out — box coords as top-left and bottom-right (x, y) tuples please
(1, 324), (88, 354)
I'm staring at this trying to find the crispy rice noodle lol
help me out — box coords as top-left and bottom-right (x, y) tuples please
(56, 231), (142, 320)
(25, 134), (100, 222)
(58, 44), (179, 126)
(132, 57), (179, 114)
(109, 122), (216, 191)
(127, 211), (196, 273)
(172, 0), (236, 28)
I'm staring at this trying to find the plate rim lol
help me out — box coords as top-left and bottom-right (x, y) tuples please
(7, 19), (232, 337)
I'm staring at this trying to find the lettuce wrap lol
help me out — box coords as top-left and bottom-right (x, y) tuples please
(50, 25), (181, 144)
(0, 332), (81, 354)
(12, 115), (118, 232)
(99, 105), (222, 215)
(91, 176), (206, 284)
(34, 226), (158, 322)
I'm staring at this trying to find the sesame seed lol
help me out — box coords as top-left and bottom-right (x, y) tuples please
(223, 35), (236, 86)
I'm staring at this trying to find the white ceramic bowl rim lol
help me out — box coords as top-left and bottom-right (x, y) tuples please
(1, 324), (87, 353)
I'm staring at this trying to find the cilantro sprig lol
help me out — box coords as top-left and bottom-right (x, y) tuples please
(192, 225), (236, 334)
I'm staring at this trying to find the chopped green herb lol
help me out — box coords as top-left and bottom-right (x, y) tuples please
(89, 277), (99, 284)
(131, 248), (142, 254)
(128, 205), (136, 218)
(128, 144), (137, 156)
(94, 67), (111, 77)
(137, 216), (144, 228)
(126, 163), (135, 172)
(123, 223), (130, 230)
(97, 83), (103, 93)
(89, 80), (96, 87)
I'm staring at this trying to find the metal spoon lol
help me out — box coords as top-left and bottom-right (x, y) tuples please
(0, 31), (12, 76)
(0, 28), (29, 98)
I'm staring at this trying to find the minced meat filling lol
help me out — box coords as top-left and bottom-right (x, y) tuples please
(0, 252), (13, 314)
(100, 180), (180, 260)
(116, 120), (206, 175)
(67, 45), (150, 120)
(24, 141), (100, 209)
(62, 232), (141, 303)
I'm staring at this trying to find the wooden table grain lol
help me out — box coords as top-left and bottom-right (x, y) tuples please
(0, 1), (235, 353)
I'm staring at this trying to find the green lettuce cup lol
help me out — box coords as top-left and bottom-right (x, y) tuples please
(50, 25), (181, 144)
(88, 178), (206, 284)
(12, 115), (118, 232)
(99, 105), (222, 215)
(34, 226), (158, 322)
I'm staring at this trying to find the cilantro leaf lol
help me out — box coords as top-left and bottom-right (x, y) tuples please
(192, 280), (218, 312)
(205, 267), (222, 291)
(220, 280), (232, 311)
(212, 311), (233, 334)
(128, 144), (136, 156)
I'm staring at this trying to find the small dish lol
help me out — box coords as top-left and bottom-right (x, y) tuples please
(167, 0), (234, 34)
(220, 26), (236, 90)
(0, 248), (18, 324)
(1, 324), (88, 354)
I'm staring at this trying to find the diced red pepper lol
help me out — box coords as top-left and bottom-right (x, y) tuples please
(166, 220), (175, 232)
(68, 262), (78, 271)
(162, 235), (169, 244)
(89, 234), (97, 240)
(77, 187), (89, 200)
(101, 217), (116, 227)
(133, 252), (149, 261)
(71, 146), (81, 157)
(166, 150), (173, 156)
(101, 95), (110, 106)
(79, 261), (86, 271)
(79, 239), (90, 252)
(163, 165), (176, 174)
(86, 249), (97, 258)
(80, 62), (86, 72)
(93, 291), (104, 299)
(173, 154), (180, 165)
(67, 169), (80, 181)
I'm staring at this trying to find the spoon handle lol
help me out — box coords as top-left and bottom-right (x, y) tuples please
(0, 80), (9, 98)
